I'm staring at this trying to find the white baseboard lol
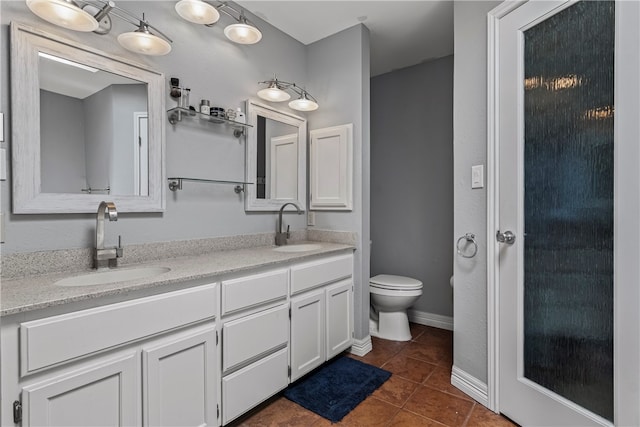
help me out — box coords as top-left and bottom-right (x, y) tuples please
(349, 335), (372, 357)
(451, 365), (489, 407)
(408, 309), (453, 331)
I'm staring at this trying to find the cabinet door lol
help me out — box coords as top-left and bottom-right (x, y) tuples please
(309, 124), (353, 210)
(22, 352), (137, 426)
(143, 325), (218, 427)
(326, 280), (354, 359)
(290, 289), (326, 382)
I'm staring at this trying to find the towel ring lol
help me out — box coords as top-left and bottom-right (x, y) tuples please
(456, 233), (478, 259)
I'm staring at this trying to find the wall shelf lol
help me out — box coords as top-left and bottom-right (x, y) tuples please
(167, 107), (252, 137)
(168, 177), (253, 194)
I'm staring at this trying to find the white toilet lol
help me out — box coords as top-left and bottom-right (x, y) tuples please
(369, 274), (423, 341)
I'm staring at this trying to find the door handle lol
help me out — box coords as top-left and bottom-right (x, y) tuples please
(496, 230), (516, 245)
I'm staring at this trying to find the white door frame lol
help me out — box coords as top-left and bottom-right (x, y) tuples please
(133, 112), (148, 196)
(486, 1), (640, 424)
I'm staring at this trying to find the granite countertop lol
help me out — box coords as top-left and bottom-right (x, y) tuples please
(1, 242), (354, 317)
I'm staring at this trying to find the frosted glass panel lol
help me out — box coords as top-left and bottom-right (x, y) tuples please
(523, 1), (614, 421)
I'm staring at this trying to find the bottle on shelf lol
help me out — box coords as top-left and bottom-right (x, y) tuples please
(200, 99), (211, 115)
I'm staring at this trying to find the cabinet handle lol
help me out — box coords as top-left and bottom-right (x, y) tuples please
(13, 400), (22, 423)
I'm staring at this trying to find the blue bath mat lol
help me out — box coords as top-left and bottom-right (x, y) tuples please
(284, 356), (391, 423)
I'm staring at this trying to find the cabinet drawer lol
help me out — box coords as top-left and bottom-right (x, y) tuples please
(221, 269), (288, 315)
(222, 347), (288, 425)
(222, 304), (288, 373)
(290, 253), (353, 295)
(20, 284), (217, 376)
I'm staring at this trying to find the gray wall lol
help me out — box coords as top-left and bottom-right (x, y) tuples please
(453, 0), (501, 384)
(307, 24), (371, 340)
(1, 1), (309, 253)
(84, 86), (114, 193)
(370, 56), (454, 317)
(40, 90), (87, 193)
(110, 84), (147, 195)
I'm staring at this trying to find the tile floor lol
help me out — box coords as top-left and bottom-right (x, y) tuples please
(231, 324), (519, 426)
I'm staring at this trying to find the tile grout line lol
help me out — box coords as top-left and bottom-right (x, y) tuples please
(461, 402), (477, 427)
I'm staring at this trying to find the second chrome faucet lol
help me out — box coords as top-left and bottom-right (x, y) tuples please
(276, 202), (303, 246)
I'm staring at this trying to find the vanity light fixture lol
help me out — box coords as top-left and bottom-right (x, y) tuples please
(258, 77), (319, 112)
(175, 1), (262, 45)
(26, 0), (99, 32)
(175, 0), (219, 25)
(257, 78), (291, 102)
(223, 10), (262, 44)
(289, 91), (319, 112)
(25, 0), (173, 56)
(117, 19), (172, 56)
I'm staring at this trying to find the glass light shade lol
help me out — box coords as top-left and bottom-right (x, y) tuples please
(175, 0), (220, 25)
(257, 85), (290, 102)
(117, 31), (172, 56)
(224, 23), (262, 44)
(26, 0), (99, 32)
(289, 95), (319, 112)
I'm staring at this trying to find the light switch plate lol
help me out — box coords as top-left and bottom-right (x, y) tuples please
(472, 165), (484, 189)
(307, 211), (316, 226)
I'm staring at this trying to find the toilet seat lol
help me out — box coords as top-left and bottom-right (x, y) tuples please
(370, 274), (423, 291)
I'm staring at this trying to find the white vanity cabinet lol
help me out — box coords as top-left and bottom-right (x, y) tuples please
(142, 324), (218, 427)
(219, 269), (290, 425)
(290, 254), (354, 382)
(1, 284), (220, 427)
(1, 249), (356, 426)
(21, 351), (139, 426)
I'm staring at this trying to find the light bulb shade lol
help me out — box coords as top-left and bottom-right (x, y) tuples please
(257, 85), (291, 102)
(26, 0), (99, 32)
(224, 22), (262, 44)
(289, 96), (319, 112)
(117, 30), (172, 56)
(175, 0), (220, 25)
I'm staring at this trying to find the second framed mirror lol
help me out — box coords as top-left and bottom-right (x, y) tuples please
(245, 100), (307, 211)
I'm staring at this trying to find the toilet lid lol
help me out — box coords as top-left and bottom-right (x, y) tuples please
(370, 274), (423, 290)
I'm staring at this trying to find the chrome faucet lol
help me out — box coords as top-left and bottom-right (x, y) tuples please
(95, 201), (123, 269)
(276, 202), (303, 246)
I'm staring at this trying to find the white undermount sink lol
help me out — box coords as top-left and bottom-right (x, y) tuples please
(54, 266), (171, 287)
(272, 243), (322, 253)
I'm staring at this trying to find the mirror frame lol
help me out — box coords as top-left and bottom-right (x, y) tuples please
(245, 99), (307, 211)
(10, 22), (165, 213)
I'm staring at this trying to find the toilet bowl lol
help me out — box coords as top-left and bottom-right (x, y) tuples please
(369, 274), (423, 341)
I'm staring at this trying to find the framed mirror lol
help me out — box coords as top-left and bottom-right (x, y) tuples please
(10, 22), (165, 213)
(245, 100), (307, 211)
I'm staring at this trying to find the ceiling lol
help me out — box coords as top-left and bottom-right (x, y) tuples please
(236, 1), (454, 77)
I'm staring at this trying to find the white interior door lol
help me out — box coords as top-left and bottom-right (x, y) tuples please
(494, 1), (640, 425)
(269, 133), (298, 200)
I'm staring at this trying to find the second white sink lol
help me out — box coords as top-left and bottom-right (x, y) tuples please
(55, 266), (171, 287)
(273, 244), (322, 253)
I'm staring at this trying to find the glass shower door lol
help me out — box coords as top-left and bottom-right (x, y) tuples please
(522, 0), (614, 422)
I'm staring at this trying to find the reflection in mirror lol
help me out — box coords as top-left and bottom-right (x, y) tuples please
(11, 22), (165, 213)
(256, 116), (298, 200)
(39, 53), (149, 196)
(245, 100), (307, 211)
